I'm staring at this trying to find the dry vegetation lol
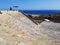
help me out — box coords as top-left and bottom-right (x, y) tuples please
(30, 14), (60, 23)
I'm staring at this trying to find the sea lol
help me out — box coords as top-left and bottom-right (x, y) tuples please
(22, 10), (60, 16)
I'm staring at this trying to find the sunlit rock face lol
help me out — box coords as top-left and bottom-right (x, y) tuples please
(0, 11), (60, 45)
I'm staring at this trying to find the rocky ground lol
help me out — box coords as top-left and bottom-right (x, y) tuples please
(0, 11), (60, 45)
(30, 14), (60, 23)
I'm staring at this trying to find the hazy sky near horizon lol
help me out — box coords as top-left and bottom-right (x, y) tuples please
(0, 0), (60, 10)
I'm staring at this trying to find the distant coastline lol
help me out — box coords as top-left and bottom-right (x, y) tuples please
(0, 9), (60, 16)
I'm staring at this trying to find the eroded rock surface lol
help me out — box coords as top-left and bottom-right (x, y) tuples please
(0, 11), (60, 45)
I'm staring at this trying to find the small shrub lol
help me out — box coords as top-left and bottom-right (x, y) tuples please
(0, 11), (2, 14)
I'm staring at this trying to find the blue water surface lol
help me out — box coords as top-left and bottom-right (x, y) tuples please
(22, 10), (60, 16)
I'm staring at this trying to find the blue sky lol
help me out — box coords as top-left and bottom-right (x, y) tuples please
(0, 0), (60, 10)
